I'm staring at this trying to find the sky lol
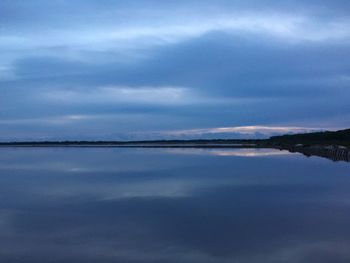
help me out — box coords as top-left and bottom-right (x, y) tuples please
(0, 0), (349, 141)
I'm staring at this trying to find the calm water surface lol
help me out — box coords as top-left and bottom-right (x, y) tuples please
(0, 148), (349, 263)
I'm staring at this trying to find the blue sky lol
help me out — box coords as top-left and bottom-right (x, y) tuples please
(0, 0), (349, 140)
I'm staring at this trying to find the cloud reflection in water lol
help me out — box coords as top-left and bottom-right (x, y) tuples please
(0, 148), (349, 262)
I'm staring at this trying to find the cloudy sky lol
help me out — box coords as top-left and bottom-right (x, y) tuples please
(1, 0), (349, 140)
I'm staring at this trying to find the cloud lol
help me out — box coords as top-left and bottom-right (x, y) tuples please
(1, 13), (350, 57)
(138, 125), (334, 140)
(165, 126), (326, 136)
(42, 86), (190, 105)
(0, 0), (349, 140)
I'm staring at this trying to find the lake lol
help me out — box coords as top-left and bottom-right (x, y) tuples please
(0, 148), (349, 263)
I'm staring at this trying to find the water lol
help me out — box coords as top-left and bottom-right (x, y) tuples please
(0, 148), (349, 263)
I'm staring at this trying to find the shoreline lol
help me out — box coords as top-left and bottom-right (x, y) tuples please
(0, 143), (349, 162)
(1, 126), (349, 162)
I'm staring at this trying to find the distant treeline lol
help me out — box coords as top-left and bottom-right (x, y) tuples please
(0, 128), (349, 147)
(268, 128), (350, 146)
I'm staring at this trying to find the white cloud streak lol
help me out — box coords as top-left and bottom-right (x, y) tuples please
(1, 13), (350, 54)
(162, 125), (330, 136)
(43, 86), (190, 105)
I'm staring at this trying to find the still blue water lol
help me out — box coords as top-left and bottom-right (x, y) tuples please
(0, 148), (349, 262)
